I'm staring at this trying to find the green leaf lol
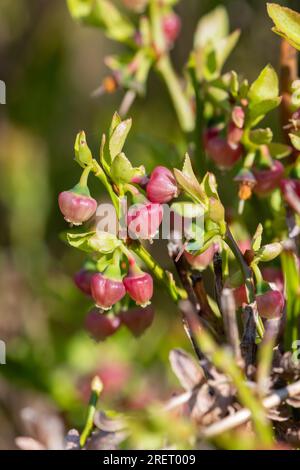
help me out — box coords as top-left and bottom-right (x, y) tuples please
(67, 0), (134, 42)
(110, 152), (145, 184)
(109, 112), (122, 138)
(252, 223), (263, 251)
(247, 97), (281, 126)
(267, 3), (300, 51)
(268, 142), (292, 159)
(194, 6), (229, 49)
(171, 202), (204, 218)
(248, 65), (279, 104)
(174, 154), (208, 207)
(254, 242), (283, 262)
(216, 30), (241, 71)
(109, 118), (132, 160)
(249, 128), (273, 145)
(74, 131), (93, 168)
(88, 231), (121, 254)
(289, 131), (300, 151)
(230, 71), (239, 97)
(201, 172), (219, 199)
(66, 230), (96, 252)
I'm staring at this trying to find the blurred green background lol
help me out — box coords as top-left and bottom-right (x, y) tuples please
(0, 0), (296, 449)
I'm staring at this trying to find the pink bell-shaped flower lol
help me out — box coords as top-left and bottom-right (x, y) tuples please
(146, 166), (178, 204)
(123, 262), (153, 307)
(85, 308), (121, 342)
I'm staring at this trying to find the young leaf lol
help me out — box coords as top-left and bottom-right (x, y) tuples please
(248, 65), (279, 104)
(247, 97), (281, 126)
(66, 230), (96, 252)
(249, 128), (273, 145)
(88, 231), (121, 254)
(251, 223), (263, 251)
(109, 112), (122, 138)
(67, 0), (134, 42)
(289, 131), (300, 151)
(74, 131), (93, 168)
(194, 6), (229, 49)
(216, 30), (241, 71)
(109, 118), (132, 160)
(110, 152), (145, 184)
(174, 154), (208, 207)
(267, 3), (300, 51)
(268, 142), (292, 159)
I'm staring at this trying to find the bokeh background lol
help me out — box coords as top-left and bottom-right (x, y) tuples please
(0, 0), (297, 449)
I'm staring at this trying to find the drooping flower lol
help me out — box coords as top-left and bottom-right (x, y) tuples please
(74, 269), (94, 296)
(58, 183), (97, 226)
(91, 268), (126, 311)
(253, 161), (284, 196)
(121, 305), (155, 337)
(184, 244), (218, 271)
(127, 202), (163, 240)
(84, 308), (121, 342)
(146, 166), (178, 204)
(123, 263), (153, 307)
(204, 128), (242, 169)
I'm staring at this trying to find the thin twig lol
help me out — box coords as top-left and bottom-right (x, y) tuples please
(240, 305), (257, 372)
(191, 271), (224, 337)
(213, 251), (223, 313)
(201, 380), (300, 439)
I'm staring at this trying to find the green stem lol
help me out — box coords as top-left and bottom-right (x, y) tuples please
(79, 165), (92, 188)
(92, 161), (120, 217)
(80, 376), (103, 448)
(131, 242), (187, 303)
(156, 55), (195, 133)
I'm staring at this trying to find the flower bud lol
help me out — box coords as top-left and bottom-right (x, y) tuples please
(84, 308), (121, 342)
(280, 179), (300, 214)
(163, 13), (181, 45)
(121, 305), (155, 337)
(146, 166), (178, 204)
(184, 244), (217, 271)
(227, 121), (244, 147)
(253, 161), (284, 196)
(208, 198), (225, 223)
(58, 185), (97, 225)
(203, 128), (242, 170)
(91, 271), (126, 311)
(127, 202), (163, 240)
(232, 284), (285, 319)
(123, 265), (153, 307)
(74, 269), (94, 296)
(256, 289), (284, 320)
(255, 242), (283, 262)
(231, 106), (245, 129)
